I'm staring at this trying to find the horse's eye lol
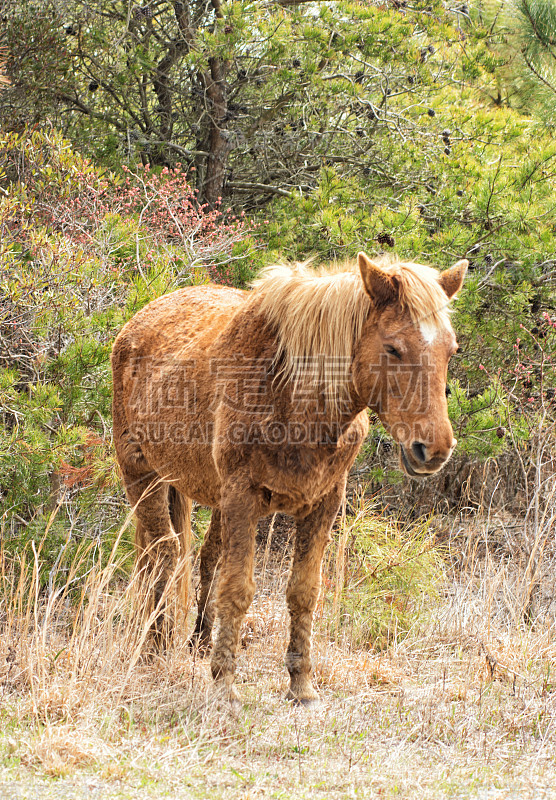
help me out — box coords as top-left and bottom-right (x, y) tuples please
(385, 345), (402, 360)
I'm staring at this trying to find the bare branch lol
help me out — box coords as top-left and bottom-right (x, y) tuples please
(227, 180), (293, 197)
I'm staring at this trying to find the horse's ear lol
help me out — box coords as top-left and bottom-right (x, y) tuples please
(358, 252), (397, 307)
(439, 259), (468, 299)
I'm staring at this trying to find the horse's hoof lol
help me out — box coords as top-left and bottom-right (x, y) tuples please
(187, 635), (212, 657)
(228, 696), (242, 717)
(286, 690), (320, 709)
(297, 696), (321, 709)
(141, 632), (170, 660)
(213, 683), (242, 716)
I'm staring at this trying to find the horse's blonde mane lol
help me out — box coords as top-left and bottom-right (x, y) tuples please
(250, 256), (453, 415)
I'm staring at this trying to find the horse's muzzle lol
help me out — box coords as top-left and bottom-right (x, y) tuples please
(399, 441), (455, 478)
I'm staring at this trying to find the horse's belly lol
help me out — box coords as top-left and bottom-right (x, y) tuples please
(138, 434), (220, 507)
(120, 351), (222, 505)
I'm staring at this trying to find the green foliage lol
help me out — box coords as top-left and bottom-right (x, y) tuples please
(0, 129), (262, 553)
(448, 381), (509, 458)
(327, 509), (444, 651)
(1, 0), (464, 205)
(1, 0), (555, 569)
(471, 1), (556, 119)
(263, 53), (556, 443)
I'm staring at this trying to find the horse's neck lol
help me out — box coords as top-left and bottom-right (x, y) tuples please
(217, 300), (367, 428)
(272, 372), (366, 434)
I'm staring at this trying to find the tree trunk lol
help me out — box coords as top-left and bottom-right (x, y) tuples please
(202, 56), (231, 207)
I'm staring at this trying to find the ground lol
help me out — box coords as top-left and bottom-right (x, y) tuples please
(1, 515), (556, 800)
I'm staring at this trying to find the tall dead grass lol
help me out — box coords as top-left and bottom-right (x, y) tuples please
(2, 513), (191, 717)
(2, 489), (556, 796)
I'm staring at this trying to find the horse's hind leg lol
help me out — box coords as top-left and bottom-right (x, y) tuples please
(168, 486), (192, 615)
(189, 509), (222, 654)
(287, 479), (346, 706)
(112, 360), (190, 650)
(123, 464), (190, 652)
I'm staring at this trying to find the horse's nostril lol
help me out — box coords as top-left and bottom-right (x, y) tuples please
(412, 441), (427, 463)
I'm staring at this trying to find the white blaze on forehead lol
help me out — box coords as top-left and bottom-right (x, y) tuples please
(420, 320), (438, 344)
(420, 317), (451, 345)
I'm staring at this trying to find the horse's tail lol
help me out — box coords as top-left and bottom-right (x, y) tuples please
(168, 486), (192, 611)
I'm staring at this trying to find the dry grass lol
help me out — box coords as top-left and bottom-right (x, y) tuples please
(2, 510), (556, 800)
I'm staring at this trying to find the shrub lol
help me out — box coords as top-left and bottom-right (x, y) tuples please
(324, 502), (445, 651)
(0, 129), (260, 559)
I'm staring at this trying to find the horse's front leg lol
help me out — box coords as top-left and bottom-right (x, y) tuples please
(210, 488), (259, 704)
(287, 478), (346, 706)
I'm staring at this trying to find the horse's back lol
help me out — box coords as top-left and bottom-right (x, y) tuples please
(112, 284), (247, 363)
(111, 283), (247, 507)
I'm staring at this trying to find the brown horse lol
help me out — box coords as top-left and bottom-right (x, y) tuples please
(111, 252), (467, 705)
